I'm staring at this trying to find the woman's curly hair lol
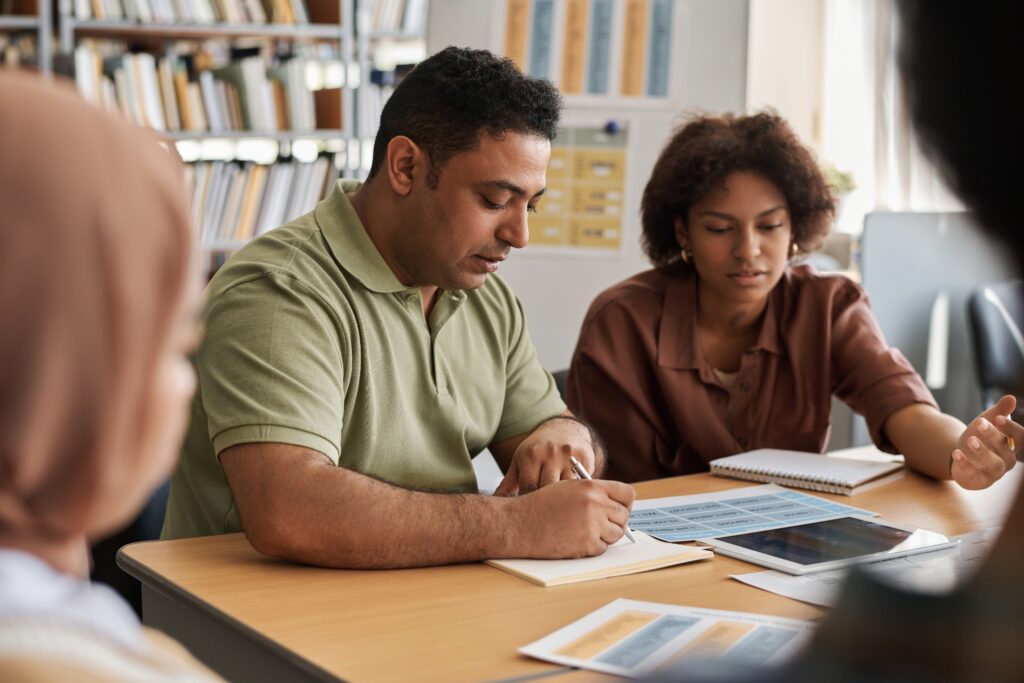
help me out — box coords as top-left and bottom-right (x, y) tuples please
(640, 111), (836, 270)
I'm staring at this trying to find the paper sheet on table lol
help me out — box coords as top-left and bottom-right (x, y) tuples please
(486, 530), (711, 586)
(630, 483), (876, 542)
(731, 529), (998, 606)
(520, 598), (815, 678)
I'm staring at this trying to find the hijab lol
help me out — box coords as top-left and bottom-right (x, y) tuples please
(0, 72), (192, 545)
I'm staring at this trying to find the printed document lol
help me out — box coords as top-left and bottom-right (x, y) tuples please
(520, 598), (814, 678)
(630, 484), (875, 542)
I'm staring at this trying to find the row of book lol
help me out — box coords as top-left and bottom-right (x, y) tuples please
(75, 44), (341, 133)
(364, 0), (425, 34)
(355, 63), (411, 139)
(15, 0), (424, 29)
(72, 0), (330, 25)
(0, 32), (35, 69)
(357, 77), (388, 140)
(187, 157), (339, 246)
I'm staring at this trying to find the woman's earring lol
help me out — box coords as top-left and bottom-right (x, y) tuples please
(789, 242), (800, 258)
(680, 247), (692, 263)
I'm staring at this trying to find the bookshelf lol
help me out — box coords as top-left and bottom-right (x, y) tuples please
(55, 0), (357, 256)
(57, 0), (356, 135)
(353, 0), (426, 174)
(0, 0), (52, 73)
(4, 0), (428, 256)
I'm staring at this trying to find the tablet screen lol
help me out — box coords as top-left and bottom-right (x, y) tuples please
(720, 517), (915, 565)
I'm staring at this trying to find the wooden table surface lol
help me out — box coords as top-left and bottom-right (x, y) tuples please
(120, 469), (1021, 683)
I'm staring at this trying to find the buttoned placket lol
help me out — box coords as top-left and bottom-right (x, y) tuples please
(430, 291), (467, 398)
(728, 351), (760, 450)
(397, 289), (467, 397)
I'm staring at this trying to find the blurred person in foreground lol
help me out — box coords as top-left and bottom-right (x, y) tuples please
(0, 72), (219, 682)
(643, 3), (1022, 682)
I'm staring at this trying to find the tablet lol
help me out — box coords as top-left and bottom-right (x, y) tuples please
(700, 516), (957, 575)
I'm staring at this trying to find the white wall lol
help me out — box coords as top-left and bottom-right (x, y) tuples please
(746, 0), (823, 149)
(428, 0), (750, 371)
(745, 0), (823, 148)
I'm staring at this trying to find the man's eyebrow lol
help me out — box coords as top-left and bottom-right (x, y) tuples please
(486, 180), (547, 199)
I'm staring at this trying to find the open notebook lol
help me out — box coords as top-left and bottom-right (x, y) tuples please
(710, 447), (905, 495)
(485, 531), (712, 587)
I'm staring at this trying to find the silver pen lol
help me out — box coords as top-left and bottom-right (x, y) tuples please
(568, 455), (637, 544)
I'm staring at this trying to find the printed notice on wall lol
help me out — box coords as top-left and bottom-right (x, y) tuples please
(502, 0), (675, 99)
(531, 123), (628, 252)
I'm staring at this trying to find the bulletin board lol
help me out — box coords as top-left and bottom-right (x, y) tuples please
(501, 0), (675, 100)
(531, 122), (629, 252)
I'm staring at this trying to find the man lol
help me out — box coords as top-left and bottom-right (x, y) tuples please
(162, 46), (635, 568)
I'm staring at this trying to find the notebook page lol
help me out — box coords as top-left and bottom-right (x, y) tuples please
(485, 531), (712, 586)
(712, 449), (903, 487)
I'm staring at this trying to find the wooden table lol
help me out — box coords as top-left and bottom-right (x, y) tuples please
(119, 470), (1021, 683)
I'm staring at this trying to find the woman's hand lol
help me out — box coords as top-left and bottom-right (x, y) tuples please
(951, 395), (1022, 489)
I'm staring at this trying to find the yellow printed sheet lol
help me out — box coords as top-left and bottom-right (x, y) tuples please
(520, 598), (815, 678)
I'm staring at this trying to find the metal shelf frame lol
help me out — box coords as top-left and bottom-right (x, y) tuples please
(0, 1), (52, 73)
(167, 129), (351, 141)
(64, 19), (344, 45)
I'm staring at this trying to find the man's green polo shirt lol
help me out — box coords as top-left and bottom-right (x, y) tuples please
(162, 180), (564, 539)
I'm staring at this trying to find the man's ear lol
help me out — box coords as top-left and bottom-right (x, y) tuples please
(673, 216), (688, 249)
(385, 136), (421, 196)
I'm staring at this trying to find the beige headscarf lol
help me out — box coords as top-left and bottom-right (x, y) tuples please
(0, 72), (192, 543)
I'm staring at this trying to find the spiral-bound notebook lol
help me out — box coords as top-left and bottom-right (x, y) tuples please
(710, 448), (905, 495)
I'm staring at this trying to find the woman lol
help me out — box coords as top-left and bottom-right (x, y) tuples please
(0, 73), (220, 681)
(643, 6), (1022, 682)
(567, 111), (1019, 489)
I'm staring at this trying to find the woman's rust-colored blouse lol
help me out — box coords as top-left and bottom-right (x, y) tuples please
(566, 265), (937, 483)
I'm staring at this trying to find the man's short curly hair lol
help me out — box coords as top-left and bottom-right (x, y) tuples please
(366, 46), (563, 188)
(640, 111), (836, 269)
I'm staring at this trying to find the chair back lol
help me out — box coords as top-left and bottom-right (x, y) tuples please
(967, 280), (1024, 406)
(551, 369), (569, 401)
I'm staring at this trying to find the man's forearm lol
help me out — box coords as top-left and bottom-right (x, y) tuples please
(223, 442), (636, 569)
(247, 462), (519, 569)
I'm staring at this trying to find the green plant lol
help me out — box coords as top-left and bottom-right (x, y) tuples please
(822, 163), (856, 194)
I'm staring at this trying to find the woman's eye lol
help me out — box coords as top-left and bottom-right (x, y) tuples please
(706, 225), (730, 233)
(759, 223), (784, 231)
(483, 197), (505, 210)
